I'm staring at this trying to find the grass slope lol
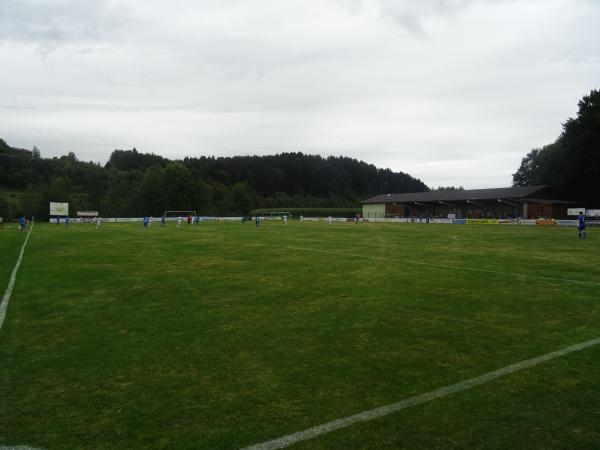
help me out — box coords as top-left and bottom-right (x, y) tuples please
(1, 221), (599, 449)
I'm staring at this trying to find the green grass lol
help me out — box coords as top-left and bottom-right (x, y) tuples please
(1, 221), (599, 449)
(0, 226), (27, 289)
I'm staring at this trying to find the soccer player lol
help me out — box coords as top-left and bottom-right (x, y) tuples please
(160, 215), (166, 227)
(65, 216), (70, 227)
(328, 216), (332, 225)
(177, 216), (183, 228)
(255, 216), (260, 229)
(149, 216), (154, 227)
(187, 215), (192, 225)
(283, 214), (288, 225)
(0, 216), (4, 229)
(143, 216), (149, 229)
(95, 216), (102, 229)
(578, 212), (587, 239)
(56, 216), (60, 225)
(19, 215), (27, 232)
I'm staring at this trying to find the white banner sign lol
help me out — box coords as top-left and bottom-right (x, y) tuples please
(77, 211), (99, 217)
(568, 208), (600, 217)
(567, 208), (585, 216)
(50, 202), (69, 216)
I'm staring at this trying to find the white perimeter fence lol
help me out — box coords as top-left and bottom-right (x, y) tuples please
(47, 217), (598, 227)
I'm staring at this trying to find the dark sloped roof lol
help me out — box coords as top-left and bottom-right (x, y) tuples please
(361, 185), (550, 204)
(9, 146), (32, 154)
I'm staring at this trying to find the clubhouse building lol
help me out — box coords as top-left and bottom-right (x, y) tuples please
(361, 185), (581, 220)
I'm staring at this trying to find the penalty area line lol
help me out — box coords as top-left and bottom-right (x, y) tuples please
(286, 245), (600, 287)
(0, 222), (34, 332)
(241, 337), (600, 450)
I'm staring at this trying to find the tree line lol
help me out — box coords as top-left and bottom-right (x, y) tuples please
(6, 88), (592, 221)
(513, 88), (600, 205)
(0, 141), (428, 219)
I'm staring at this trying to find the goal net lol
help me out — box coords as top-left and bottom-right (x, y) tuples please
(164, 210), (197, 218)
(261, 211), (291, 219)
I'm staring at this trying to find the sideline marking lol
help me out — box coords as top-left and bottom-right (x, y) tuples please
(0, 223), (34, 331)
(0, 447), (44, 450)
(0, 222), (49, 450)
(242, 337), (600, 450)
(286, 245), (600, 287)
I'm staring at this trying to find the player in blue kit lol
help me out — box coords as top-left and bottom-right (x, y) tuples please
(578, 213), (586, 239)
(19, 215), (26, 232)
(160, 215), (166, 227)
(255, 216), (260, 229)
(143, 216), (149, 229)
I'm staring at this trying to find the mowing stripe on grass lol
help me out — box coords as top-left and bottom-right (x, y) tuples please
(242, 337), (600, 450)
(0, 223), (34, 332)
(286, 245), (600, 287)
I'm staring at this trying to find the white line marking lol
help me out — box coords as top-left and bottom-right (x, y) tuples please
(0, 223), (34, 331)
(0, 446), (44, 450)
(286, 245), (600, 287)
(1, 223), (48, 450)
(241, 337), (600, 450)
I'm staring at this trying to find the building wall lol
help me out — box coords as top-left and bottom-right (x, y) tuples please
(526, 202), (569, 219)
(365, 200), (574, 220)
(385, 203), (406, 216)
(362, 203), (385, 219)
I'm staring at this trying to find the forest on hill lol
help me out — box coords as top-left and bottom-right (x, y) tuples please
(0, 141), (427, 219)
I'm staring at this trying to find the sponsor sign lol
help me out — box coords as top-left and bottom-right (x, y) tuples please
(535, 219), (556, 225)
(467, 219), (499, 225)
(586, 209), (600, 217)
(49, 202), (69, 216)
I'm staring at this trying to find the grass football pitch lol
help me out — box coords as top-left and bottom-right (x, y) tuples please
(1, 221), (599, 449)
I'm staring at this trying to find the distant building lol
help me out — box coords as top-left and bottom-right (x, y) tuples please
(361, 185), (581, 219)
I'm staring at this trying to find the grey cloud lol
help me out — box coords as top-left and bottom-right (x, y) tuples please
(376, 0), (514, 38)
(1, 0), (598, 188)
(381, 6), (429, 39)
(0, 0), (133, 49)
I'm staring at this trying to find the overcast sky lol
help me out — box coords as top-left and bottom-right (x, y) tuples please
(1, 0), (598, 188)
